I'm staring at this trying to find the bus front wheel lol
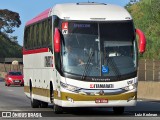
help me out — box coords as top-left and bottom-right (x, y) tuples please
(53, 105), (63, 114)
(113, 107), (124, 115)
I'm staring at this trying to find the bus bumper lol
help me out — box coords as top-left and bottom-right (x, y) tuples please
(54, 99), (136, 107)
(54, 91), (137, 107)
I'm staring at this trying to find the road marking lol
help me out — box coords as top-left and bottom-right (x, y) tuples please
(11, 109), (21, 111)
(8, 90), (13, 92)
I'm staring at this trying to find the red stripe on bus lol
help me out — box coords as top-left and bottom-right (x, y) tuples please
(23, 48), (49, 55)
(26, 8), (51, 26)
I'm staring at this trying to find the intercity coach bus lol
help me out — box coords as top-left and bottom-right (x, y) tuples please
(23, 2), (146, 114)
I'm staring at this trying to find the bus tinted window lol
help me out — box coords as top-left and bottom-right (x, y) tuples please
(48, 19), (52, 47)
(33, 24), (36, 48)
(24, 17), (52, 50)
(100, 21), (135, 41)
(38, 23), (42, 47)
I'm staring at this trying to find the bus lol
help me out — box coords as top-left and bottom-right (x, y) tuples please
(23, 2), (146, 114)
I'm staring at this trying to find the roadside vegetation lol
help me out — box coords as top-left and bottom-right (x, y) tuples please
(126, 0), (160, 59)
(0, 9), (22, 58)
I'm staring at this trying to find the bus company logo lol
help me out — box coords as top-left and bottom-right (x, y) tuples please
(90, 84), (114, 88)
(62, 22), (68, 34)
(90, 84), (94, 88)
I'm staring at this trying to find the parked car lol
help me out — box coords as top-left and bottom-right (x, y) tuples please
(5, 71), (24, 86)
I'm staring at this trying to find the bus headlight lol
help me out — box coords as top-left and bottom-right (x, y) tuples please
(123, 84), (136, 91)
(60, 82), (81, 92)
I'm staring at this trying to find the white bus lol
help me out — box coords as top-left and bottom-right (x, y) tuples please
(23, 2), (146, 114)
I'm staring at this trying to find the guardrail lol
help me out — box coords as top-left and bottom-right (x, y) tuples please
(138, 59), (160, 81)
(0, 63), (23, 73)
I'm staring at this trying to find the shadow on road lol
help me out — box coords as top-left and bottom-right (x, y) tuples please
(64, 108), (117, 116)
(47, 105), (132, 116)
(46, 104), (160, 116)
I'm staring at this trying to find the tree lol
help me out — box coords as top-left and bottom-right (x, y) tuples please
(0, 9), (22, 58)
(0, 9), (21, 35)
(126, 0), (160, 59)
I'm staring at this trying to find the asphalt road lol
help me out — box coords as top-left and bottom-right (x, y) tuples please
(0, 77), (160, 120)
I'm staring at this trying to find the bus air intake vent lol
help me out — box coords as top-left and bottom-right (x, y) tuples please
(76, 2), (107, 5)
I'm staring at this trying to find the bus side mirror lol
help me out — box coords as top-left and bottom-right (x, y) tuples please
(136, 29), (146, 54)
(54, 28), (61, 53)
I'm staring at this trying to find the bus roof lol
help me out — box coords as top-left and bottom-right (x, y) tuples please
(51, 3), (132, 21)
(26, 3), (132, 26)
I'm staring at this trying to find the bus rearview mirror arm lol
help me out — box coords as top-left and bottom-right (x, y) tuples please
(49, 46), (53, 54)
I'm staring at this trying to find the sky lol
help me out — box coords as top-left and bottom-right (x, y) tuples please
(0, 0), (131, 46)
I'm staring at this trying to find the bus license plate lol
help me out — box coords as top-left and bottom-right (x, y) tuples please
(95, 99), (108, 103)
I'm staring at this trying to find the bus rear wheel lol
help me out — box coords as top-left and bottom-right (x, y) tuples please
(30, 93), (39, 108)
(40, 101), (48, 108)
(113, 107), (124, 115)
(30, 83), (39, 108)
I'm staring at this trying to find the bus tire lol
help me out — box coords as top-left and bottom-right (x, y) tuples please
(30, 92), (39, 108)
(40, 101), (48, 108)
(30, 81), (39, 108)
(113, 107), (124, 115)
(53, 105), (63, 114)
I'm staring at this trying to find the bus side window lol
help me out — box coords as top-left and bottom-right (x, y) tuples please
(44, 20), (48, 47)
(27, 27), (30, 49)
(36, 23), (39, 48)
(48, 18), (52, 47)
(33, 24), (37, 48)
(38, 22), (42, 48)
(29, 26), (33, 49)
(24, 27), (28, 49)
(42, 21), (45, 47)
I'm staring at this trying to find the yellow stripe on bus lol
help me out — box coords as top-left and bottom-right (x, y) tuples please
(24, 86), (136, 101)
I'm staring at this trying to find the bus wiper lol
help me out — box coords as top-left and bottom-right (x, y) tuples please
(81, 48), (94, 80)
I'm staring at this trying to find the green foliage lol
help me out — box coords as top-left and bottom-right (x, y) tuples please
(0, 9), (22, 58)
(0, 9), (21, 34)
(0, 34), (22, 58)
(126, 0), (160, 59)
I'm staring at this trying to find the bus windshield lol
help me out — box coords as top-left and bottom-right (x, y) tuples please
(61, 21), (137, 80)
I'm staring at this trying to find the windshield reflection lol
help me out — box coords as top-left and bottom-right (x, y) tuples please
(61, 21), (137, 80)
(62, 34), (101, 76)
(103, 41), (136, 77)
